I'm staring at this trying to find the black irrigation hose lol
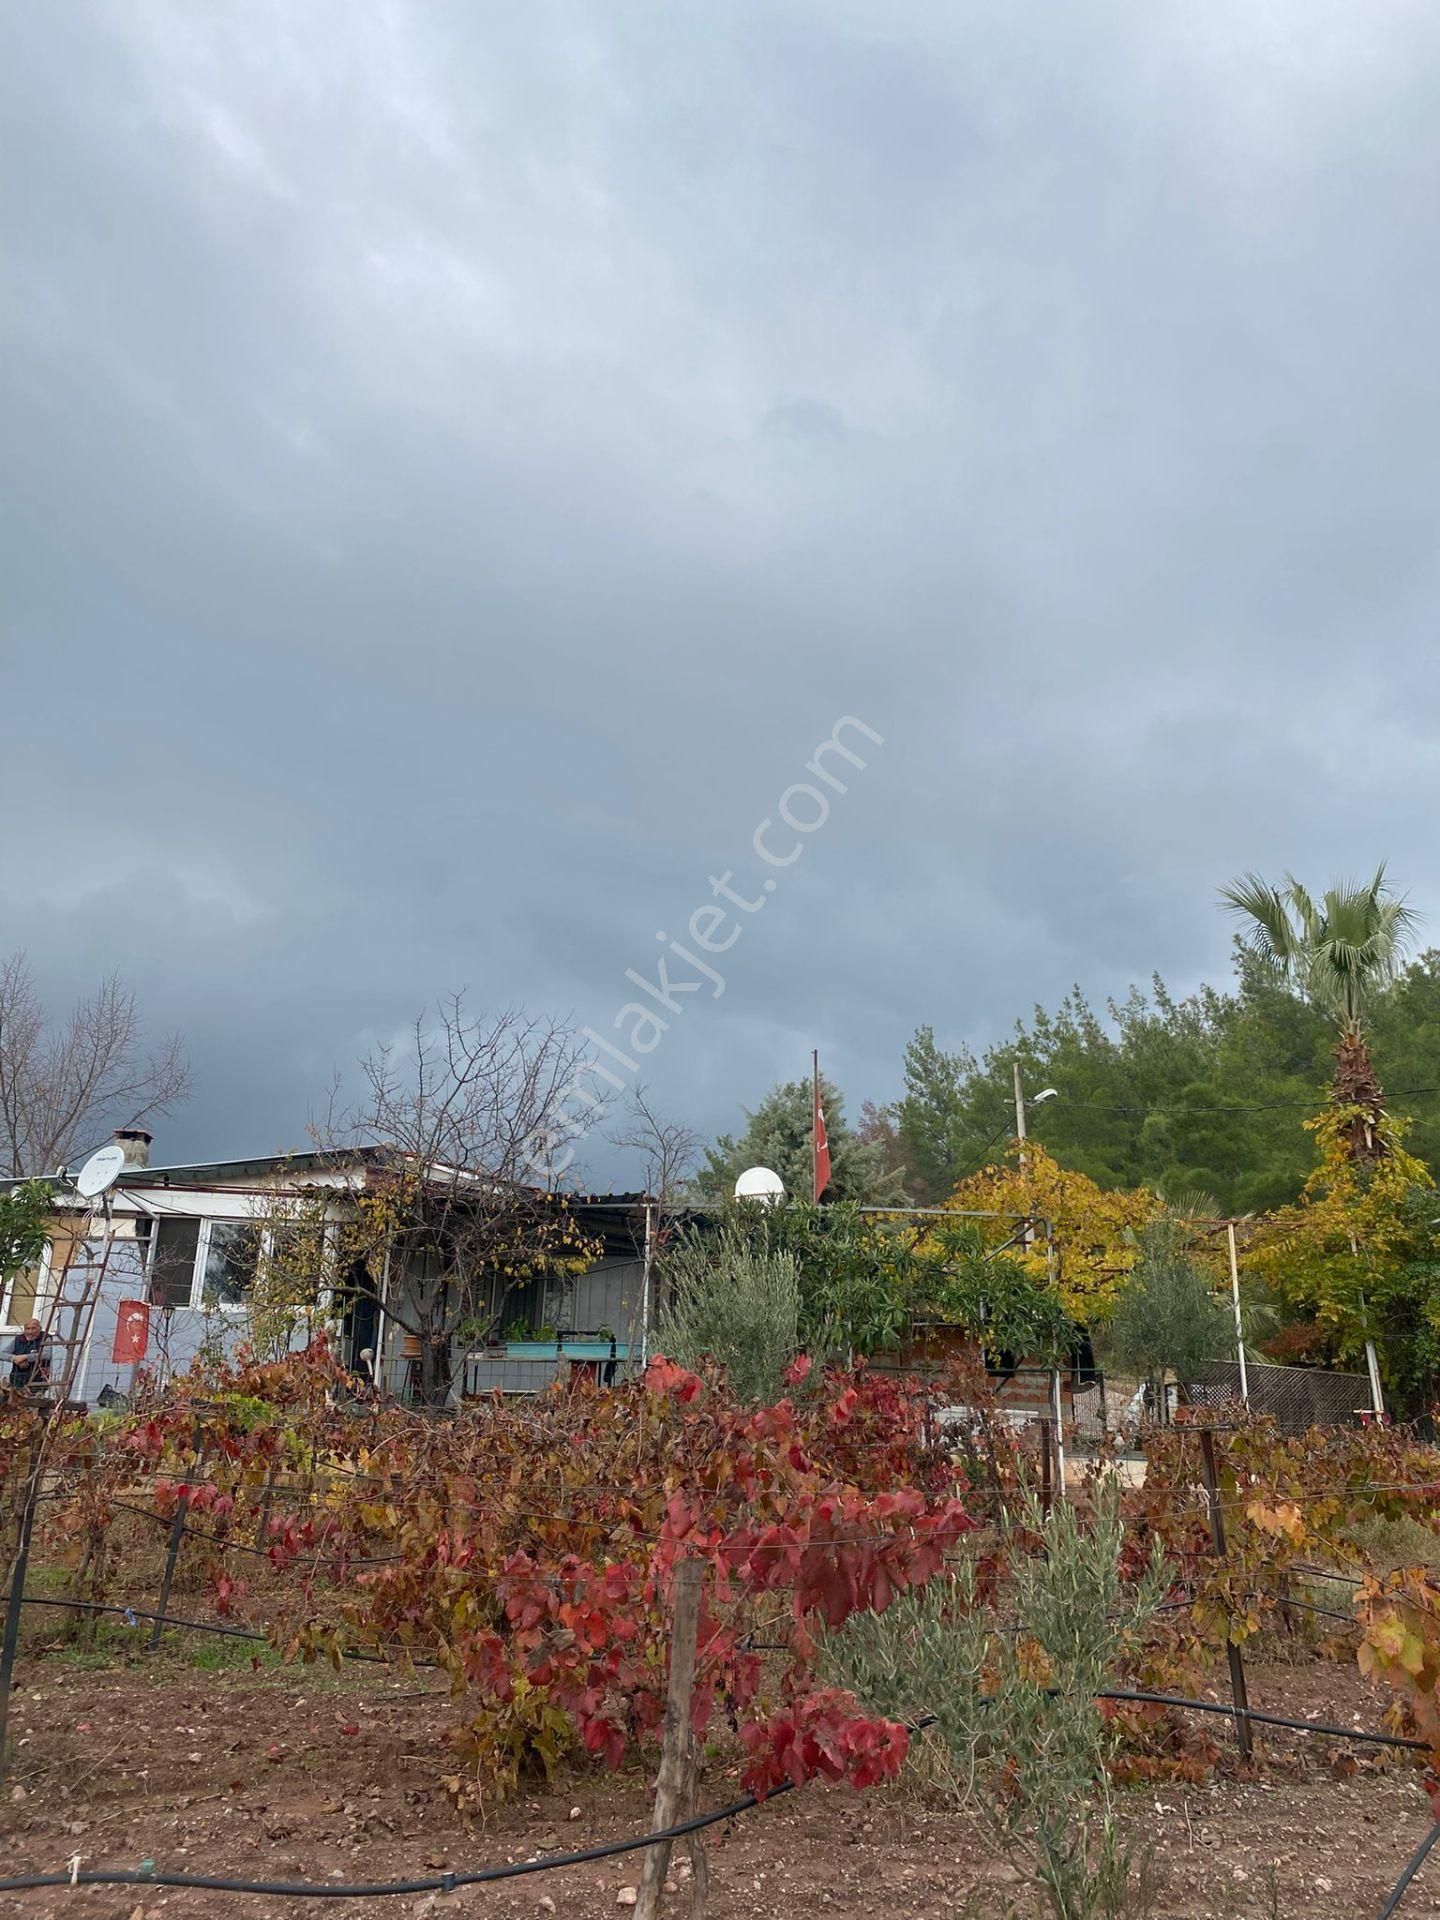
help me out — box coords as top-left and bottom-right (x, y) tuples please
(1098, 1688), (1431, 1754)
(1, 1592), (433, 1668)
(0, 1662), (1424, 1904)
(0, 1711), (947, 1901)
(0, 1781), (796, 1898)
(1376, 1820), (1440, 1920)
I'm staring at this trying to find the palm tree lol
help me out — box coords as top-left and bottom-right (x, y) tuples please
(1220, 865), (1419, 1160)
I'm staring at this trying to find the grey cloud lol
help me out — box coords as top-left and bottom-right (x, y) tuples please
(4, 0), (1440, 1175)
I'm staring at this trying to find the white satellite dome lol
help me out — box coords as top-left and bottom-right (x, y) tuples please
(734, 1166), (786, 1206)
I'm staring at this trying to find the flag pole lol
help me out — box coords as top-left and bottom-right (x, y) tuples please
(812, 1049), (820, 1204)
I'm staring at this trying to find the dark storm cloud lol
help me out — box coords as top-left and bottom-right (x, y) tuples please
(4, 1), (1440, 1176)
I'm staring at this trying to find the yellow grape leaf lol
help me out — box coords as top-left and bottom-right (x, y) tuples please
(1399, 1630), (1429, 1679)
(1246, 1500), (1304, 1542)
(1366, 1615), (1409, 1666)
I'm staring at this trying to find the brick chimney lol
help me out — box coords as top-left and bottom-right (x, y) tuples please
(113, 1128), (152, 1170)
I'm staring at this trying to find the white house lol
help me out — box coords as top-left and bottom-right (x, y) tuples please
(2, 1132), (650, 1406)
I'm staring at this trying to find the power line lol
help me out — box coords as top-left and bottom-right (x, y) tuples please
(1033, 1087), (1440, 1119)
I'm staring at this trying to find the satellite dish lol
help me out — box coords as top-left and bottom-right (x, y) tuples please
(75, 1142), (127, 1200)
(734, 1166), (785, 1207)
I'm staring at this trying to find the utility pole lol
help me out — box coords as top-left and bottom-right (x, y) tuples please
(1013, 1061), (1030, 1248)
(1013, 1068), (1058, 1249)
(1226, 1221), (1249, 1407)
(1349, 1231), (1386, 1421)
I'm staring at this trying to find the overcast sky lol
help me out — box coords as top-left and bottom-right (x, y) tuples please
(4, 1), (1440, 1179)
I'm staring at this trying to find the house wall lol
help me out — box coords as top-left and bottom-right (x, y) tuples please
(376, 1251), (647, 1404)
(18, 1171), (649, 1408)
(561, 1256), (645, 1342)
(44, 1231), (316, 1402)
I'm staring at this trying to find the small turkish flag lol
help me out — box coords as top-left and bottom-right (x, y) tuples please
(812, 1054), (831, 1203)
(111, 1300), (150, 1365)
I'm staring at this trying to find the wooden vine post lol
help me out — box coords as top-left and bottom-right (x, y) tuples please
(1198, 1426), (1254, 1759)
(150, 1416), (205, 1651)
(637, 1556), (705, 1919)
(0, 1414), (46, 1767)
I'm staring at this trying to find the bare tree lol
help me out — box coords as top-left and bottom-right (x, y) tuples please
(610, 1084), (700, 1214)
(330, 997), (600, 1405)
(608, 1085), (700, 1363)
(0, 952), (189, 1177)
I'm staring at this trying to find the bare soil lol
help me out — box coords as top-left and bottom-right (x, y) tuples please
(0, 1646), (1434, 1919)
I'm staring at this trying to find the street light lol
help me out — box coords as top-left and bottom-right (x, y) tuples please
(1012, 1068), (1059, 1149)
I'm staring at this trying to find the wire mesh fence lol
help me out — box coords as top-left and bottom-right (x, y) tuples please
(1184, 1359), (1374, 1434)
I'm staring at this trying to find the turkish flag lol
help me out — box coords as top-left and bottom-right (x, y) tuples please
(813, 1063), (831, 1203)
(111, 1300), (150, 1365)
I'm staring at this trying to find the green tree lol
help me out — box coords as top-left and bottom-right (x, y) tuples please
(912, 1220), (1077, 1365)
(896, 1026), (975, 1202)
(655, 1221), (800, 1403)
(892, 940), (1440, 1216)
(1363, 949), (1440, 1175)
(695, 1076), (904, 1206)
(707, 1198), (912, 1356)
(1221, 865), (1420, 1160)
(0, 1179), (51, 1294)
(1099, 1217), (1233, 1415)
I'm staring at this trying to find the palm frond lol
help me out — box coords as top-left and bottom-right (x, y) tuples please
(1222, 864), (1420, 1032)
(1218, 874), (1300, 975)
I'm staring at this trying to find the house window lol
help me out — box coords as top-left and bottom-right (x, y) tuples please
(150, 1218), (201, 1309)
(202, 1223), (263, 1308)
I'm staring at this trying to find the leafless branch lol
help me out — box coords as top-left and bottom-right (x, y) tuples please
(0, 951), (189, 1177)
(318, 996), (598, 1403)
(608, 1084), (700, 1210)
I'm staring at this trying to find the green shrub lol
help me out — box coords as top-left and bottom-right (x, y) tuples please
(656, 1224), (802, 1404)
(822, 1480), (1169, 1920)
(1344, 1510), (1440, 1572)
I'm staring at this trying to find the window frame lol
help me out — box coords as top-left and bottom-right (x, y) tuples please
(196, 1218), (265, 1313)
(146, 1213), (332, 1314)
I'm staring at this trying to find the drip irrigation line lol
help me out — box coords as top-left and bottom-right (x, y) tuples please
(0, 1714), (947, 1902)
(93, 1495), (405, 1568)
(1376, 1820), (1440, 1920)
(0, 1591), (433, 1668)
(1292, 1564), (1365, 1587)
(1096, 1688), (1430, 1753)
(0, 1778), (791, 1899)
(0, 1679), (1416, 1907)
(1251, 1589), (1360, 1628)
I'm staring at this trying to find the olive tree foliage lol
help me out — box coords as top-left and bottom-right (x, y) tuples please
(1099, 1216), (1232, 1413)
(823, 1481), (1170, 1920)
(0, 951), (188, 1178)
(656, 1220), (802, 1405)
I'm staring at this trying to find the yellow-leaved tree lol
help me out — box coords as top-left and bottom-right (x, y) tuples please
(1251, 1104), (1435, 1371)
(941, 1141), (1157, 1320)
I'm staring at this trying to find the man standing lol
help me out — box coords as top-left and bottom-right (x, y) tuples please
(8, 1318), (50, 1393)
